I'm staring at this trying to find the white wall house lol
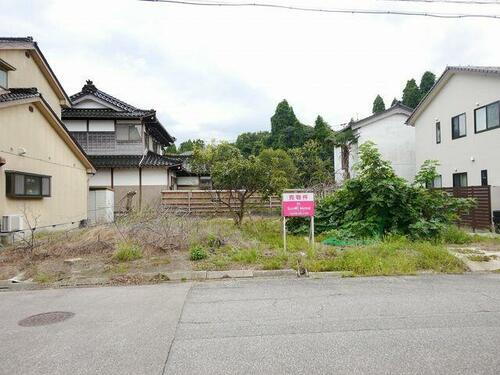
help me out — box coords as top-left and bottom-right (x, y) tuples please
(334, 103), (415, 183)
(407, 66), (500, 189)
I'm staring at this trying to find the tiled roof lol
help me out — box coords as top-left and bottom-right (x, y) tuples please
(62, 108), (153, 119)
(0, 37), (34, 43)
(70, 80), (141, 112)
(89, 152), (183, 168)
(0, 88), (40, 103)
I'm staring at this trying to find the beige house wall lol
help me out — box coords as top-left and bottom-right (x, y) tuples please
(0, 102), (90, 230)
(415, 73), (500, 187)
(0, 49), (63, 117)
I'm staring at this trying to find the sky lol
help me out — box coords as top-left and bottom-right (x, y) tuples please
(2, 0), (500, 144)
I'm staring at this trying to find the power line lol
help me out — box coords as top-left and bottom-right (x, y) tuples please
(380, 0), (500, 5)
(140, 0), (500, 18)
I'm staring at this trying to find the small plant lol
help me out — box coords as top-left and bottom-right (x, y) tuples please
(440, 226), (473, 244)
(113, 241), (143, 262)
(190, 245), (208, 261)
(262, 257), (284, 270)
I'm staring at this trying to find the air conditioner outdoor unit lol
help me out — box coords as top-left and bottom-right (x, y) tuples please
(1, 215), (24, 233)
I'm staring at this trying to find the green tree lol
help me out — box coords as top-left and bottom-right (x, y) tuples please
(269, 99), (312, 149)
(419, 71), (436, 99)
(191, 143), (295, 225)
(313, 115), (332, 142)
(391, 98), (399, 107)
(372, 95), (386, 114)
(164, 144), (177, 154)
(289, 140), (332, 188)
(178, 139), (205, 153)
(235, 131), (270, 157)
(402, 79), (421, 109)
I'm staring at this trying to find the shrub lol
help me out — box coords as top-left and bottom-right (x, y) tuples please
(113, 241), (142, 262)
(190, 245), (208, 261)
(288, 142), (475, 240)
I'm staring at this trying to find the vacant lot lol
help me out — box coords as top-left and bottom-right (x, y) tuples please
(1, 209), (499, 286)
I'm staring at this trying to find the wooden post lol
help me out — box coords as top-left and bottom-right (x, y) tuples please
(283, 217), (287, 252)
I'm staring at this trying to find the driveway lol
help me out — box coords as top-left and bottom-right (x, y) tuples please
(2, 274), (500, 374)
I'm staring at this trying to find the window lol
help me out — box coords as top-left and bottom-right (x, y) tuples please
(5, 171), (51, 198)
(452, 113), (466, 139)
(475, 101), (500, 133)
(0, 69), (7, 89)
(116, 124), (141, 142)
(481, 170), (488, 186)
(435, 122), (441, 144)
(452, 172), (468, 188)
(425, 175), (442, 189)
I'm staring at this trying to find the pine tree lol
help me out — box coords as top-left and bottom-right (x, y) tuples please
(372, 95), (386, 114)
(313, 115), (332, 142)
(419, 71), (436, 99)
(391, 98), (399, 107)
(402, 79), (421, 109)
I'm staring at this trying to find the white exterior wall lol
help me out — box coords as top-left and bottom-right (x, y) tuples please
(88, 120), (114, 132)
(414, 73), (500, 187)
(114, 168), (140, 186)
(64, 119), (86, 131)
(356, 113), (415, 182)
(142, 168), (168, 186)
(334, 112), (415, 183)
(89, 168), (112, 187)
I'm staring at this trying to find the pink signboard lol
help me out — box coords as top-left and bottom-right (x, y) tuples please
(282, 192), (315, 217)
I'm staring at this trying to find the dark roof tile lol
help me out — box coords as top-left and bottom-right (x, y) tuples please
(0, 87), (40, 103)
(90, 152), (183, 168)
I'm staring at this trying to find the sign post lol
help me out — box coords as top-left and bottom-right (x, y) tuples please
(281, 192), (315, 252)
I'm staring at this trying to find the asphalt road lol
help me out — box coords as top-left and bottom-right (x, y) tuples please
(2, 274), (500, 375)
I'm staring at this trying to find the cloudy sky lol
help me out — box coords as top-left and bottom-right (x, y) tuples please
(2, 0), (500, 143)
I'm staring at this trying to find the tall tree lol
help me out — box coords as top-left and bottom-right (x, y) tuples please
(313, 115), (332, 142)
(402, 79), (421, 109)
(269, 99), (312, 149)
(372, 95), (386, 114)
(419, 71), (436, 99)
(391, 98), (399, 107)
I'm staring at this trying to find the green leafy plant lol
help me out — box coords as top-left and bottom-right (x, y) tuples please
(289, 142), (474, 240)
(190, 245), (208, 261)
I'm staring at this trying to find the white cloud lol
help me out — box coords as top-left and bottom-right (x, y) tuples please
(2, 0), (500, 142)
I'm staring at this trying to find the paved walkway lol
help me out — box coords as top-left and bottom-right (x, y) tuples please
(2, 274), (500, 374)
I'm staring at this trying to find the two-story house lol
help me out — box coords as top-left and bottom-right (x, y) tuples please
(407, 66), (500, 189)
(0, 37), (95, 237)
(334, 102), (415, 183)
(62, 81), (182, 211)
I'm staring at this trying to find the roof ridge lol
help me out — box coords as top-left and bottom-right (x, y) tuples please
(70, 80), (139, 112)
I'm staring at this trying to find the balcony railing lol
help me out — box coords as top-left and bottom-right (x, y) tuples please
(71, 132), (143, 155)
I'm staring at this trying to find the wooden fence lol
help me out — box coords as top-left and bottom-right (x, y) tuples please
(440, 186), (492, 231)
(161, 190), (281, 214)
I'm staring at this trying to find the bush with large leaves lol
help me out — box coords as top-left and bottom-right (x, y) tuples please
(289, 142), (474, 239)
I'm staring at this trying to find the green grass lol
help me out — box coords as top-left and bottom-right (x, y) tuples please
(305, 237), (465, 276)
(113, 241), (143, 262)
(241, 219), (310, 252)
(231, 248), (260, 264)
(440, 226), (474, 244)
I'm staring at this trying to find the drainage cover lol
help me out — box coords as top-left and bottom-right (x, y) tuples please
(18, 311), (75, 327)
